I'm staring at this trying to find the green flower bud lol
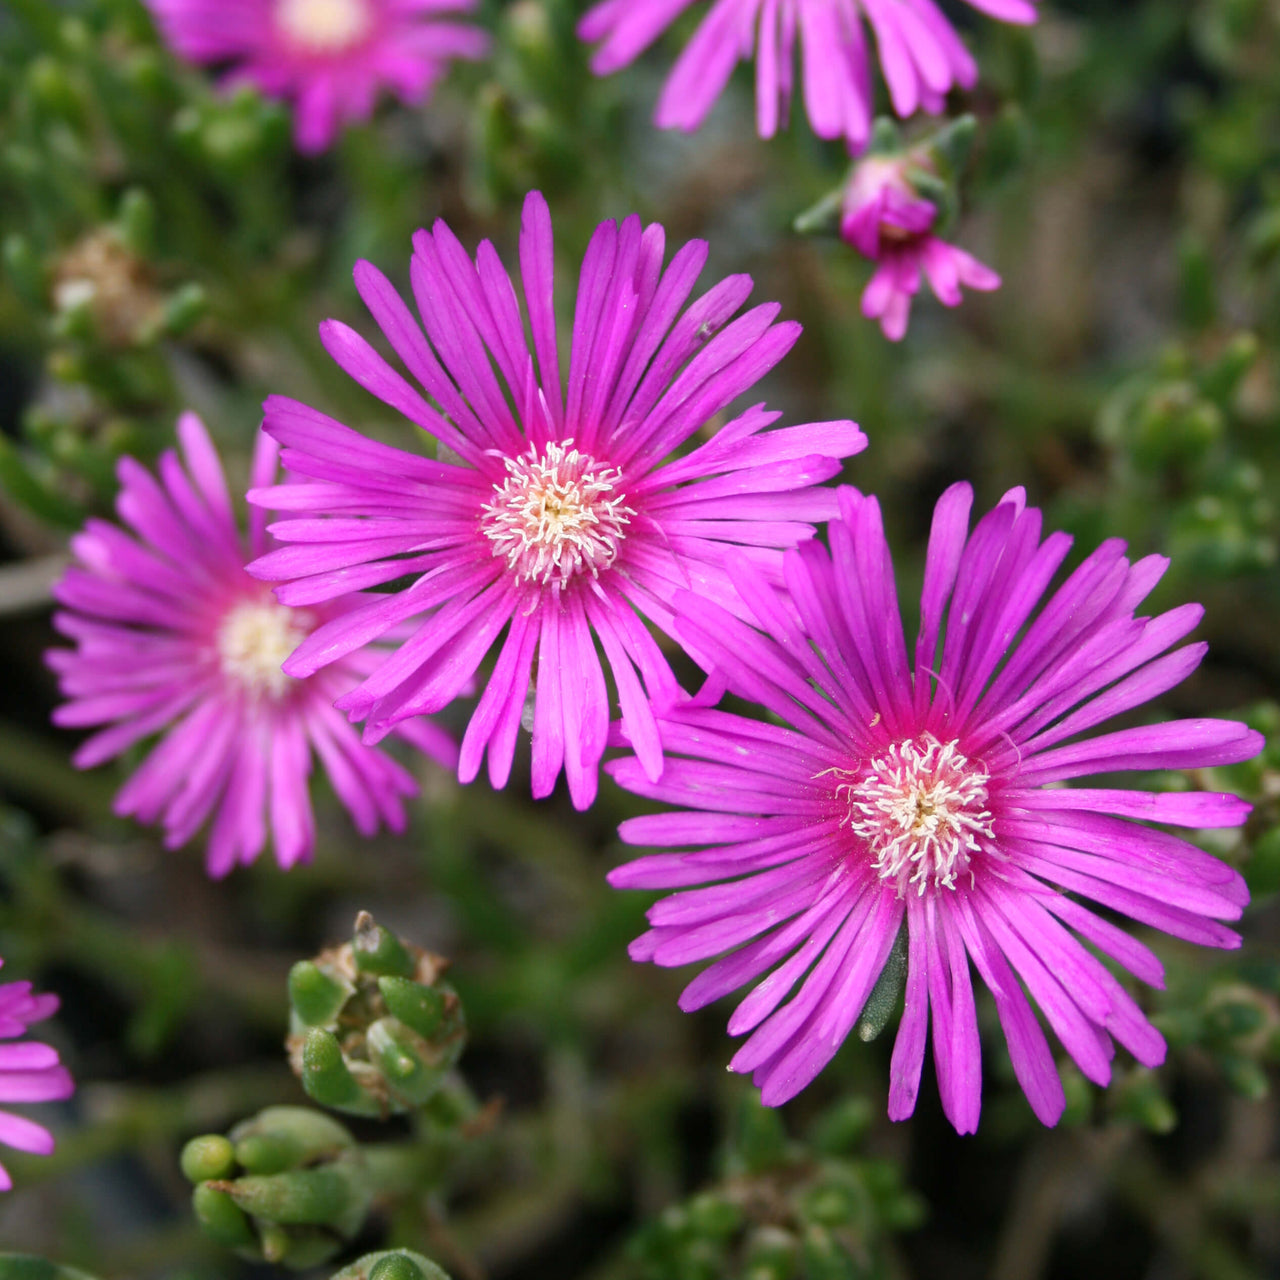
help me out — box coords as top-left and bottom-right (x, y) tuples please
(857, 926), (906, 1043)
(287, 915), (466, 1116)
(353, 911), (417, 977)
(212, 1159), (372, 1240)
(301, 1028), (376, 1115)
(228, 1105), (355, 1169)
(180, 1134), (236, 1183)
(368, 1256), (429, 1280)
(192, 1183), (256, 1249)
(291, 961), (355, 1027)
(331, 1251), (452, 1280)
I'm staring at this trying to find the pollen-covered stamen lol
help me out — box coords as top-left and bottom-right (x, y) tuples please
(217, 599), (312, 700)
(275, 0), (374, 53)
(835, 736), (993, 896)
(481, 440), (634, 587)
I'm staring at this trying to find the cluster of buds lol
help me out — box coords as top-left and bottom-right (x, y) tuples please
(288, 913), (467, 1118)
(628, 1097), (924, 1280)
(796, 116), (998, 341)
(180, 1106), (386, 1268)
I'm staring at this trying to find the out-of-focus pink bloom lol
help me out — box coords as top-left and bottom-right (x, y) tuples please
(49, 414), (456, 878)
(841, 154), (999, 340)
(0, 963), (74, 1192)
(145, 0), (488, 153)
(578, 0), (1038, 152)
(246, 191), (866, 810)
(607, 484), (1262, 1131)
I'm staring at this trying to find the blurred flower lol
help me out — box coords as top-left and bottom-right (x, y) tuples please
(841, 153), (998, 339)
(0, 962), (74, 1191)
(578, 0), (1037, 152)
(246, 190), (865, 810)
(144, 0), (488, 153)
(48, 413), (455, 877)
(607, 483), (1262, 1132)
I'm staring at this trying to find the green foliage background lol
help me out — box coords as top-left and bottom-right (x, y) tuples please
(0, 0), (1278, 1277)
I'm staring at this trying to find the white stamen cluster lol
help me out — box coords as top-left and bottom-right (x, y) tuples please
(481, 440), (634, 588)
(835, 735), (993, 896)
(275, 0), (373, 53)
(216, 599), (311, 700)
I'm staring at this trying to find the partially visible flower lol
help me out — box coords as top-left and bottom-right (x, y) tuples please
(607, 483), (1262, 1132)
(840, 152), (998, 340)
(144, 0), (488, 153)
(578, 0), (1037, 152)
(49, 413), (456, 877)
(247, 190), (865, 810)
(0, 962), (74, 1191)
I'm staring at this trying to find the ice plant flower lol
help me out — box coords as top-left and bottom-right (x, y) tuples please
(578, 0), (1038, 152)
(606, 483), (1262, 1132)
(0, 961), (74, 1191)
(49, 413), (456, 878)
(144, 0), (488, 153)
(841, 152), (998, 340)
(246, 190), (866, 810)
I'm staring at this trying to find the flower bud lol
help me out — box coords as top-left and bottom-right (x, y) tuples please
(180, 1134), (236, 1183)
(331, 1251), (452, 1280)
(287, 914), (466, 1117)
(185, 1107), (372, 1265)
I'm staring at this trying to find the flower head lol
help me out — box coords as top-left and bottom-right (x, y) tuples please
(49, 413), (456, 877)
(840, 152), (998, 340)
(0, 962), (74, 1191)
(606, 483), (1262, 1132)
(578, 0), (1038, 152)
(144, 0), (488, 153)
(246, 190), (866, 810)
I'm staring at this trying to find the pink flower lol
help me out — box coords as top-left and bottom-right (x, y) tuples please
(246, 191), (866, 810)
(841, 154), (999, 339)
(144, 0), (488, 153)
(49, 413), (456, 878)
(606, 483), (1262, 1131)
(578, 0), (1037, 152)
(0, 964), (74, 1191)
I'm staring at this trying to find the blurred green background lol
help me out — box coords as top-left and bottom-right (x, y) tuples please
(0, 0), (1279, 1277)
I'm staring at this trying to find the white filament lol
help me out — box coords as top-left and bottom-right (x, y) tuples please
(482, 441), (633, 587)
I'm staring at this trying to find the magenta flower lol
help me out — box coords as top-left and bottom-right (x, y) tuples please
(840, 154), (998, 340)
(144, 0), (488, 153)
(49, 413), (456, 878)
(578, 0), (1037, 152)
(246, 190), (866, 810)
(0, 963), (74, 1191)
(606, 483), (1261, 1132)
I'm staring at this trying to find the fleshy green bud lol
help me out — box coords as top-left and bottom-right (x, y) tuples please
(287, 915), (465, 1116)
(192, 1183), (256, 1249)
(180, 1134), (236, 1183)
(212, 1161), (370, 1238)
(301, 1028), (373, 1114)
(369, 1257), (428, 1280)
(228, 1105), (354, 1169)
(378, 976), (461, 1042)
(857, 927), (907, 1042)
(331, 1251), (452, 1280)
(353, 911), (417, 977)
(291, 961), (355, 1027)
